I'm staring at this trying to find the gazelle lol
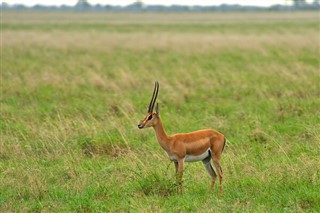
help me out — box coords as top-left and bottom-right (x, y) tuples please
(138, 81), (226, 193)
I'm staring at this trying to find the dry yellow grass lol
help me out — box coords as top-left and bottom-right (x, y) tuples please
(3, 31), (318, 52)
(3, 11), (319, 24)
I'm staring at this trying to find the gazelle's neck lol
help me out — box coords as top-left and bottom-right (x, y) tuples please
(153, 117), (170, 151)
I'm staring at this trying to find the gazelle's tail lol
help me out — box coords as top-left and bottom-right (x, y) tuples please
(223, 137), (232, 152)
(222, 137), (226, 152)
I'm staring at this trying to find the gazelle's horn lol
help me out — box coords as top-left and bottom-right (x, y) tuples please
(148, 81), (159, 113)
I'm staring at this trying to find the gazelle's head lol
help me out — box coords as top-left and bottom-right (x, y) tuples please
(138, 81), (160, 129)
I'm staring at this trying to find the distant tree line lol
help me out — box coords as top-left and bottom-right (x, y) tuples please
(1, 0), (320, 11)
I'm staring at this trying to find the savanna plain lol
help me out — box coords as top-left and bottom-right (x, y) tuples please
(1, 11), (320, 212)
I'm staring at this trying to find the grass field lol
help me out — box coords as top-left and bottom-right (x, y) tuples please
(1, 11), (320, 212)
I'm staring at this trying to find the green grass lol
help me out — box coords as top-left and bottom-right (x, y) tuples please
(1, 11), (320, 212)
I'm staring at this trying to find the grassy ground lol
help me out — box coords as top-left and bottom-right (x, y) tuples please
(1, 11), (320, 212)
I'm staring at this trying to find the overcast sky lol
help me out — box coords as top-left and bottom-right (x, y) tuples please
(6, 0), (306, 7)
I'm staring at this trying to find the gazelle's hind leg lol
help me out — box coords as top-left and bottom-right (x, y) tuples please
(202, 155), (217, 190)
(204, 162), (217, 189)
(212, 160), (223, 193)
(210, 141), (224, 193)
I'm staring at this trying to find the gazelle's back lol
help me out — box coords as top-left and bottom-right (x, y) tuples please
(171, 129), (223, 143)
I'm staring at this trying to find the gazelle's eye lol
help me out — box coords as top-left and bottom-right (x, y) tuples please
(147, 114), (153, 120)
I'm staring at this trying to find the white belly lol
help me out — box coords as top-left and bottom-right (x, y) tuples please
(169, 149), (211, 162)
(185, 150), (210, 162)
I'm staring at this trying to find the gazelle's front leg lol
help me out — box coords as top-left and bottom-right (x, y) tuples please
(176, 158), (184, 193)
(174, 161), (178, 173)
(173, 160), (182, 193)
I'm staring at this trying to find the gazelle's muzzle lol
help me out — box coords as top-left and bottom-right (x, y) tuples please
(138, 120), (146, 129)
(137, 123), (144, 129)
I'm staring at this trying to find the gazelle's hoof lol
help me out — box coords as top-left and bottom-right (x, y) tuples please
(219, 188), (224, 195)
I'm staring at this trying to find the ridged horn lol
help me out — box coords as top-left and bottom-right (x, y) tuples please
(147, 81), (159, 113)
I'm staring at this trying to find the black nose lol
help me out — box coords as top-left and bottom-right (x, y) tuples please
(138, 124), (144, 129)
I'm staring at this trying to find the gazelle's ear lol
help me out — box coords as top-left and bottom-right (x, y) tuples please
(155, 103), (159, 115)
